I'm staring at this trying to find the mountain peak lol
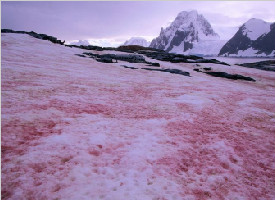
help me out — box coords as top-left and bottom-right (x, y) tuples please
(219, 18), (274, 56)
(150, 10), (220, 54)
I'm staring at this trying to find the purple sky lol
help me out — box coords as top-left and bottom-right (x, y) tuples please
(2, 1), (275, 46)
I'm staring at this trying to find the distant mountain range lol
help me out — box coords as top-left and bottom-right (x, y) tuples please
(70, 10), (274, 57)
(147, 10), (275, 57)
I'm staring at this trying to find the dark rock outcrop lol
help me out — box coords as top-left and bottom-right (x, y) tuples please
(75, 54), (86, 58)
(204, 72), (255, 81)
(141, 68), (190, 77)
(136, 50), (230, 66)
(96, 57), (113, 63)
(120, 65), (138, 69)
(82, 52), (146, 63)
(66, 44), (117, 51)
(193, 68), (202, 72)
(219, 19), (275, 56)
(117, 45), (162, 53)
(146, 62), (160, 67)
(219, 26), (252, 56)
(253, 24), (275, 55)
(1, 29), (65, 45)
(237, 60), (275, 72)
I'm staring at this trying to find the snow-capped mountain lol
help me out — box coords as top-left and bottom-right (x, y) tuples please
(150, 10), (222, 55)
(123, 37), (150, 47)
(67, 39), (122, 47)
(219, 18), (275, 57)
(69, 40), (90, 46)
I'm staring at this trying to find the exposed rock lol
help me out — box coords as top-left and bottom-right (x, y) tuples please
(146, 62), (160, 67)
(134, 50), (230, 65)
(81, 52), (146, 63)
(120, 65), (138, 69)
(96, 57), (113, 63)
(1, 29), (65, 45)
(115, 54), (145, 63)
(117, 45), (163, 52)
(219, 19), (275, 57)
(75, 54), (86, 58)
(141, 68), (190, 77)
(237, 60), (275, 72)
(66, 44), (116, 51)
(170, 57), (188, 63)
(82, 52), (98, 58)
(193, 68), (202, 72)
(203, 67), (212, 71)
(204, 72), (255, 81)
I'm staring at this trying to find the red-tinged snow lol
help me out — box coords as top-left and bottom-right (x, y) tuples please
(1, 33), (275, 200)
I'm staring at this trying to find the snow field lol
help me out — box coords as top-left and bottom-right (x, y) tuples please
(1, 33), (275, 199)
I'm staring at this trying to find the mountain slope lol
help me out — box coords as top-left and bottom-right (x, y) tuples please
(150, 10), (222, 55)
(123, 37), (150, 47)
(219, 19), (275, 57)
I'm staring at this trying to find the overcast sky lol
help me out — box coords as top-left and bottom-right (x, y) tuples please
(2, 1), (275, 46)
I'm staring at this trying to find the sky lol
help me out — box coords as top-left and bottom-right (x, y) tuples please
(2, 1), (275, 47)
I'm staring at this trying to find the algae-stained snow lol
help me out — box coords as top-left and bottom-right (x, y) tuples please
(1, 33), (275, 200)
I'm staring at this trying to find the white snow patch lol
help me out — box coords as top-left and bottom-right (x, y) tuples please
(171, 40), (227, 56)
(173, 93), (212, 109)
(228, 47), (268, 57)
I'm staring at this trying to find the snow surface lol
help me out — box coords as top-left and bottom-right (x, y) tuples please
(242, 18), (271, 40)
(170, 40), (227, 56)
(224, 47), (275, 58)
(123, 37), (150, 47)
(2, 33), (275, 200)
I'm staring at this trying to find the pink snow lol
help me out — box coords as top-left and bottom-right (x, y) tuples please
(1, 33), (275, 200)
